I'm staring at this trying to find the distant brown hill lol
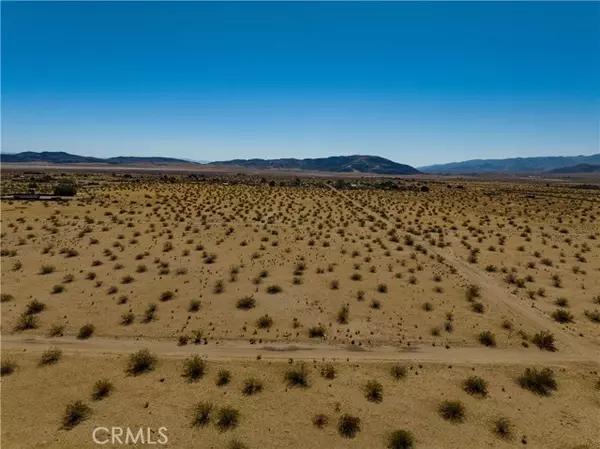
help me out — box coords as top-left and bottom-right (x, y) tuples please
(213, 155), (421, 175)
(0, 151), (201, 165)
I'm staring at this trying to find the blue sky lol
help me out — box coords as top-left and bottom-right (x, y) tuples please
(2, 1), (599, 166)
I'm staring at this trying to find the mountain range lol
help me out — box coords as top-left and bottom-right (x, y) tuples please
(0, 151), (200, 166)
(2, 151), (599, 175)
(213, 155), (421, 175)
(419, 154), (600, 174)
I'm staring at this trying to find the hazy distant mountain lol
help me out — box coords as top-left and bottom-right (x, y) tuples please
(0, 151), (201, 165)
(213, 155), (421, 175)
(420, 154), (600, 174)
(546, 164), (600, 174)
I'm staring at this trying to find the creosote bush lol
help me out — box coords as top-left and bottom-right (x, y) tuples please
(532, 331), (556, 351)
(478, 331), (496, 347)
(236, 296), (256, 310)
(320, 364), (336, 380)
(40, 348), (62, 366)
(241, 378), (263, 395)
(1, 359), (18, 376)
(216, 369), (231, 386)
(285, 364), (310, 388)
(551, 308), (573, 323)
(493, 417), (512, 440)
(182, 355), (206, 382)
(517, 367), (557, 396)
(77, 324), (95, 340)
(391, 364), (407, 379)
(159, 290), (174, 302)
(364, 379), (383, 402)
(308, 325), (326, 338)
(256, 314), (273, 329)
(92, 379), (114, 401)
(387, 429), (415, 449)
(338, 414), (361, 438)
(62, 401), (92, 430)
(191, 402), (213, 427)
(126, 349), (157, 375)
(462, 376), (488, 397)
(438, 400), (465, 423)
(216, 406), (240, 431)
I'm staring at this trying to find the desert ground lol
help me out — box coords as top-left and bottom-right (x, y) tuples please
(1, 170), (599, 449)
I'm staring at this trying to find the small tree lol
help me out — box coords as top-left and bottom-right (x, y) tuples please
(54, 183), (77, 197)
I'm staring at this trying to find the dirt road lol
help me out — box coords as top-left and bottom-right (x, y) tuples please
(2, 335), (598, 367)
(326, 184), (600, 359)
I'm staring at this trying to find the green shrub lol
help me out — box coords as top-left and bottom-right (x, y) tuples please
(241, 378), (263, 395)
(62, 401), (91, 430)
(126, 349), (157, 375)
(364, 380), (383, 403)
(1, 293), (14, 303)
(387, 429), (415, 449)
(159, 291), (174, 302)
(121, 312), (135, 326)
(77, 324), (95, 340)
(39, 264), (56, 274)
(54, 183), (77, 196)
(285, 364), (310, 388)
(266, 285), (282, 294)
(216, 369), (231, 386)
(337, 304), (349, 324)
(391, 364), (407, 379)
(236, 296), (256, 310)
(39, 348), (62, 365)
(308, 325), (326, 338)
(182, 355), (206, 382)
(46, 324), (65, 338)
(191, 402), (213, 427)
(216, 406), (240, 431)
(14, 313), (38, 331)
(584, 309), (600, 323)
(1, 359), (17, 376)
(478, 331), (496, 347)
(551, 308), (573, 323)
(188, 299), (201, 312)
(517, 367), (557, 396)
(320, 364), (336, 380)
(338, 414), (361, 438)
(532, 331), (556, 351)
(438, 400), (465, 423)
(493, 417), (512, 440)
(92, 379), (114, 401)
(256, 314), (273, 329)
(471, 302), (485, 313)
(25, 299), (45, 315)
(465, 284), (481, 301)
(142, 303), (157, 323)
(462, 376), (488, 397)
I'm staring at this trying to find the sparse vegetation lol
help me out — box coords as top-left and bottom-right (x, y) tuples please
(518, 367), (557, 396)
(126, 349), (157, 375)
(62, 401), (92, 430)
(438, 400), (465, 423)
(338, 414), (361, 438)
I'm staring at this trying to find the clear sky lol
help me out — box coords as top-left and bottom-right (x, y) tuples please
(2, 1), (599, 166)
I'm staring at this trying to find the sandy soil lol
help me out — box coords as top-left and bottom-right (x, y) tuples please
(1, 172), (599, 448)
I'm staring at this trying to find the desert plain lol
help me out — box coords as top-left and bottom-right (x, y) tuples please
(1, 170), (599, 449)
